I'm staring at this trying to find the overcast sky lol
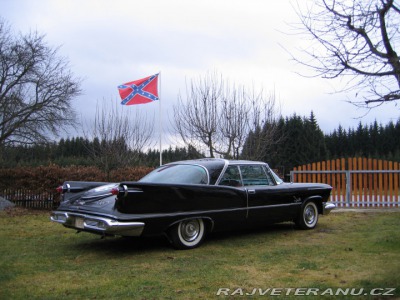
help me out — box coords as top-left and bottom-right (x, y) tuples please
(2, 0), (399, 145)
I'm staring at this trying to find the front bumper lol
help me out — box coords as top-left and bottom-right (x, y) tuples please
(322, 202), (336, 215)
(51, 211), (145, 237)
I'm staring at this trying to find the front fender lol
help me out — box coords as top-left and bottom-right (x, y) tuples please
(302, 195), (324, 214)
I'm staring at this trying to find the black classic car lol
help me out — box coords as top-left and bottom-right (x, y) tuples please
(51, 159), (335, 249)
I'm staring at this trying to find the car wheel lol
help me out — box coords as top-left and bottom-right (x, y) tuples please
(169, 218), (206, 249)
(296, 201), (319, 229)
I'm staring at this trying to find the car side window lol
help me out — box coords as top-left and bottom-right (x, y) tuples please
(240, 165), (275, 186)
(219, 166), (243, 187)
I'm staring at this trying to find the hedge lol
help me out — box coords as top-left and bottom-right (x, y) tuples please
(0, 165), (154, 209)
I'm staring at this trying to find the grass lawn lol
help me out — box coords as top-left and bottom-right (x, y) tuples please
(0, 208), (399, 299)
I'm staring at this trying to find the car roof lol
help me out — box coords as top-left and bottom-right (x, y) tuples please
(167, 158), (268, 168)
(164, 158), (270, 185)
(166, 158), (225, 169)
(227, 159), (268, 166)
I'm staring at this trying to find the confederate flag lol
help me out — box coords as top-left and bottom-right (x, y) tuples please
(118, 73), (159, 105)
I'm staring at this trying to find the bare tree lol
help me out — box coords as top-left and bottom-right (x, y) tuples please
(172, 72), (281, 159)
(218, 86), (249, 158)
(291, 0), (400, 107)
(173, 73), (221, 158)
(84, 99), (155, 179)
(241, 89), (283, 161)
(0, 19), (81, 152)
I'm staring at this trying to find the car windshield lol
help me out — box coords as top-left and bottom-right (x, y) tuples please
(139, 164), (208, 184)
(270, 169), (284, 184)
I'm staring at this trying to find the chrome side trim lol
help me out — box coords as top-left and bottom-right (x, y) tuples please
(50, 211), (145, 236)
(322, 202), (336, 215)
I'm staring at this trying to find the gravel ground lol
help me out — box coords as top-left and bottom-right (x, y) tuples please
(333, 207), (400, 213)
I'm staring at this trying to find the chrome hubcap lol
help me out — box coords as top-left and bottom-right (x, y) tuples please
(304, 205), (316, 225)
(180, 220), (200, 242)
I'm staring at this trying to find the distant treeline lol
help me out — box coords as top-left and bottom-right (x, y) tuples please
(242, 112), (400, 172)
(1, 113), (399, 173)
(0, 138), (203, 168)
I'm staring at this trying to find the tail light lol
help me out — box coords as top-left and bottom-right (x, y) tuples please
(111, 185), (129, 197)
(56, 183), (70, 194)
(111, 187), (119, 196)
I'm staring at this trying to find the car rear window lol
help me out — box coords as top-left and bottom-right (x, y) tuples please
(139, 164), (208, 184)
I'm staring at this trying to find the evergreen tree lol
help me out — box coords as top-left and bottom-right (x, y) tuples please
(1, 117), (399, 168)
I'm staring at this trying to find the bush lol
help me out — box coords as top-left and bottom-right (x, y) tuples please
(0, 165), (154, 208)
(0, 165), (153, 190)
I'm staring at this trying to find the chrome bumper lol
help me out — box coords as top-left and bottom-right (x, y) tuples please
(51, 211), (145, 237)
(322, 202), (336, 215)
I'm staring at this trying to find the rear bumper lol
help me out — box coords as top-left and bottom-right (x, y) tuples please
(322, 202), (336, 215)
(51, 211), (144, 237)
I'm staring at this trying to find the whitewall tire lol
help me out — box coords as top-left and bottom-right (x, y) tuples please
(296, 201), (319, 230)
(169, 218), (206, 249)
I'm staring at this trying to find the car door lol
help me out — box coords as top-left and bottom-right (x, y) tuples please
(241, 165), (299, 224)
(215, 165), (248, 228)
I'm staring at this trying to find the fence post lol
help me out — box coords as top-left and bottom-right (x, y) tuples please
(346, 170), (351, 206)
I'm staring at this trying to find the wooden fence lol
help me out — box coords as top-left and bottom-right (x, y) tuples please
(290, 157), (400, 208)
(1, 189), (59, 210)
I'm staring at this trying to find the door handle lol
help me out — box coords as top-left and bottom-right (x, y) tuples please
(247, 189), (255, 194)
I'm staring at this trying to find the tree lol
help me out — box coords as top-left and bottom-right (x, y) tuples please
(292, 0), (400, 107)
(0, 19), (81, 153)
(247, 112), (328, 171)
(172, 72), (281, 159)
(303, 111), (327, 161)
(324, 118), (400, 160)
(83, 99), (155, 179)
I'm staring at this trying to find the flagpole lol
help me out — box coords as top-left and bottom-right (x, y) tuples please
(159, 71), (162, 166)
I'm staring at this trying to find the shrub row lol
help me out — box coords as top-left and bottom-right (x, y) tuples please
(0, 165), (154, 195)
